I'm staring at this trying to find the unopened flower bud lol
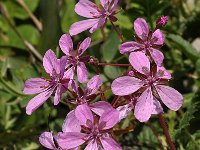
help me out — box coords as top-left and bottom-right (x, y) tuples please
(156, 16), (168, 28)
(127, 70), (134, 77)
(89, 57), (95, 64)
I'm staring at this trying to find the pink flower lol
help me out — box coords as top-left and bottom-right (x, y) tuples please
(120, 18), (165, 66)
(111, 52), (183, 122)
(68, 75), (115, 116)
(56, 104), (121, 150)
(69, 0), (119, 35)
(23, 50), (72, 115)
(59, 34), (91, 83)
(39, 132), (61, 150)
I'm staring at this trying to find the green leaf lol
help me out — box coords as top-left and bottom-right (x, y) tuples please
(173, 102), (199, 139)
(167, 34), (200, 63)
(103, 32), (120, 62)
(4, 0), (39, 20)
(104, 66), (122, 79)
(61, 0), (78, 33)
(1, 25), (39, 50)
(38, 0), (62, 54)
(195, 58), (200, 74)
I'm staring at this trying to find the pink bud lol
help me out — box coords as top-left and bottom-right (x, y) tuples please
(127, 70), (134, 76)
(156, 16), (168, 27)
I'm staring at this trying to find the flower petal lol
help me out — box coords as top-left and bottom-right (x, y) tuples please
(100, 0), (110, 10)
(110, 0), (119, 12)
(26, 87), (55, 115)
(43, 49), (58, 76)
(85, 140), (98, 150)
(99, 108), (119, 130)
(39, 132), (55, 149)
(56, 132), (87, 149)
(23, 78), (50, 94)
(54, 84), (62, 105)
(75, 0), (100, 18)
(89, 18), (106, 33)
(119, 41), (143, 54)
(155, 85), (183, 111)
(69, 19), (100, 36)
(156, 66), (171, 80)
(90, 101), (113, 116)
(63, 66), (75, 79)
(117, 104), (133, 120)
(78, 37), (91, 56)
(59, 34), (73, 56)
(152, 99), (163, 115)
(134, 18), (149, 41)
(62, 110), (81, 132)
(151, 29), (164, 46)
(86, 75), (102, 95)
(111, 76), (143, 96)
(77, 62), (88, 83)
(129, 51), (150, 75)
(100, 136), (122, 150)
(134, 88), (153, 122)
(149, 48), (164, 66)
(75, 104), (94, 127)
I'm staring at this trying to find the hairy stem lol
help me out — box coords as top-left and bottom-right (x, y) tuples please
(98, 63), (131, 67)
(109, 20), (125, 42)
(158, 114), (176, 150)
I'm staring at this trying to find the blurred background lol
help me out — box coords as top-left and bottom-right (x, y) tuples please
(0, 0), (200, 149)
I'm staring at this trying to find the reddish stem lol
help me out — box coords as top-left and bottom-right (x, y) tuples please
(110, 20), (125, 42)
(98, 63), (131, 67)
(158, 114), (176, 150)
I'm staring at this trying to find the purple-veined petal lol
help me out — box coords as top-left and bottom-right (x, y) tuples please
(119, 41), (143, 54)
(75, 104), (94, 127)
(23, 78), (50, 94)
(69, 19), (100, 36)
(85, 139), (98, 150)
(59, 34), (73, 56)
(77, 62), (88, 83)
(63, 66), (75, 79)
(134, 18), (149, 41)
(89, 18), (106, 33)
(129, 52), (150, 75)
(39, 132), (55, 149)
(152, 98), (163, 114)
(90, 101), (113, 116)
(149, 48), (164, 66)
(117, 104), (133, 120)
(26, 87), (55, 115)
(110, 0), (119, 12)
(151, 29), (164, 46)
(100, 0), (110, 11)
(75, 0), (100, 18)
(78, 37), (91, 56)
(156, 66), (171, 80)
(43, 49), (58, 76)
(56, 132), (87, 149)
(86, 75), (102, 95)
(99, 108), (119, 130)
(111, 76), (143, 96)
(155, 85), (183, 111)
(59, 56), (68, 77)
(100, 136), (122, 150)
(134, 87), (153, 122)
(62, 110), (81, 132)
(54, 84), (62, 105)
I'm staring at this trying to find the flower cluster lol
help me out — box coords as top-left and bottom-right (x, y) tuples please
(23, 0), (183, 149)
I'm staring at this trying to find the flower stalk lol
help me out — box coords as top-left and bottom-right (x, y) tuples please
(158, 114), (176, 150)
